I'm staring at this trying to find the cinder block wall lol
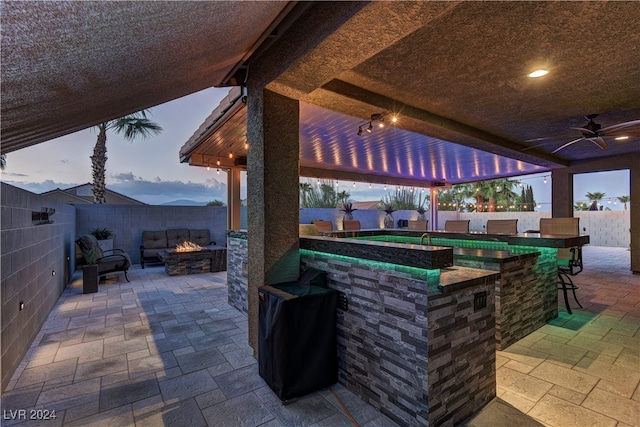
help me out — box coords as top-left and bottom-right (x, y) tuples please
(75, 205), (228, 265)
(1, 183), (77, 391)
(438, 210), (630, 247)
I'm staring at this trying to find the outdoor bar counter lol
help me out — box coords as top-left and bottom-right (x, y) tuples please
(324, 228), (590, 349)
(228, 230), (497, 425)
(226, 229), (588, 426)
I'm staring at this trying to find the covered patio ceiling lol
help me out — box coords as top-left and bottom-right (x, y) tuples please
(180, 90), (547, 187)
(3, 1), (639, 186)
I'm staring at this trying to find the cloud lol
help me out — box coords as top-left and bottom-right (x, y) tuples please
(111, 172), (137, 181)
(1, 172), (29, 177)
(3, 174), (227, 205)
(2, 179), (83, 194)
(105, 173), (227, 204)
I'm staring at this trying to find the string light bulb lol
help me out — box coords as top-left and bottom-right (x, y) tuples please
(217, 158), (221, 166)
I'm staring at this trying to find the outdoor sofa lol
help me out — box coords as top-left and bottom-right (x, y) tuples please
(140, 228), (215, 268)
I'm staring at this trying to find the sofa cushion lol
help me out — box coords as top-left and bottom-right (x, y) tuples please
(189, 229), (211, 246)
(77, 234), (104, 264)
(142, 230), (168, 249)
(167, 228), (190, 248)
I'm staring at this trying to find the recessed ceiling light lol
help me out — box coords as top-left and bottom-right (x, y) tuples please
(528, 69), (549, 78)
(615, 136), (629, 141)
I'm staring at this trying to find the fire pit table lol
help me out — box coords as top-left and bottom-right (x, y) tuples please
(158, 245), (227, 276)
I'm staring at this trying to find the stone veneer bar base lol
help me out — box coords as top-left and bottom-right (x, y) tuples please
(455, 247), (557, 350)
(301, 251), (496, 427)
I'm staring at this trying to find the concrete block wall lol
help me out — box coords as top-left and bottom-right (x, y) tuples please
(438, 211), (630, 247)
(1, 183), (76, 392)
(75, 205), (228, 265)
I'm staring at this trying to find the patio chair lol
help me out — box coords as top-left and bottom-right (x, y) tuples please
(444, 220), (470, 233)
(76, 234), (132, 282)
(408, 220), (428, 231)
(342, 220), (361, 237)
(540, 218), (583, 314)
(486, 219), (518, 235)
(312, 220), (334, 233)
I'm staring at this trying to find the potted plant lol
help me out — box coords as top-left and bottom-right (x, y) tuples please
(90, 227), (114, 252)
(382, 204), (396, 229)
(340, 202), (358, 221)
(416, 206), (427, 221)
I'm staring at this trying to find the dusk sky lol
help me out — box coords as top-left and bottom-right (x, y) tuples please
(1, 88), (630, 210)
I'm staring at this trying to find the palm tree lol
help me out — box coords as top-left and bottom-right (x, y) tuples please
(336, 190), (351, 206)
(585, 191), (606, 211)
(299, 182), (312, 207)
(92, 111), (162, 204)
(617, 195), (630, 210)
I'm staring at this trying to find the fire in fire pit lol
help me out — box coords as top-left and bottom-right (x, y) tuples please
(175, 241), (203, 253)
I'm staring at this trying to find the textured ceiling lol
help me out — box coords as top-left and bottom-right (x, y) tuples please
(1, 1), (289, 152)
(328, 1), (640, 162)
(3, 1), (640, 185)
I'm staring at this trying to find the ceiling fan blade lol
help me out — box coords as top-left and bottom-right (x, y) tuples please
(570, 126), (596, 135)
(525, 136), (562, 142)
(551, 137), (584, 153)
(587, 137), (608, 149)
(599, 119), (640, 133)
(602, 126), (640, 137)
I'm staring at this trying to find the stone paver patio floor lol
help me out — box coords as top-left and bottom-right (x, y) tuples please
(1, 246), (638, 426)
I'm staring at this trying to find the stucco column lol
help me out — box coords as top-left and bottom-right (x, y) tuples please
(631, 166), (639, 273)
(246, 88), (301, 356)
(551, 169), (573, 218)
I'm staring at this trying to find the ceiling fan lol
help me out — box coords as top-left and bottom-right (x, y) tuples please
(525, 114), (640, 153)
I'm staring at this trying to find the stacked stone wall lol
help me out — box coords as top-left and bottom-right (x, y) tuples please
(427, 286), (496, 426)
(227, 237), (248, 314)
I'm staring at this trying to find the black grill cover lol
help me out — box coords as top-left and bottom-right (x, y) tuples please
(258, 271), (337, 401)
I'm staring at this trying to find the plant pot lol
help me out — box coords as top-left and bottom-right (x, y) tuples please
(384, 213), (394, 229)
(343, 213), (354, 221)
(417, 213), (426, 221)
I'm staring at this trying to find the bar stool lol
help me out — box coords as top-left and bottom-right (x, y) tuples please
(557, 246), (583, 314)
(540, 218), (583, 314)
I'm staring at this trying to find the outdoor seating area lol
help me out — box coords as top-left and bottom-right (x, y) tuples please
(1, 246), (637, 426)
(140, 228), (215, 268)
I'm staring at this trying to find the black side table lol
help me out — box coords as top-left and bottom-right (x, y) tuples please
(82, 264), (99, 294)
